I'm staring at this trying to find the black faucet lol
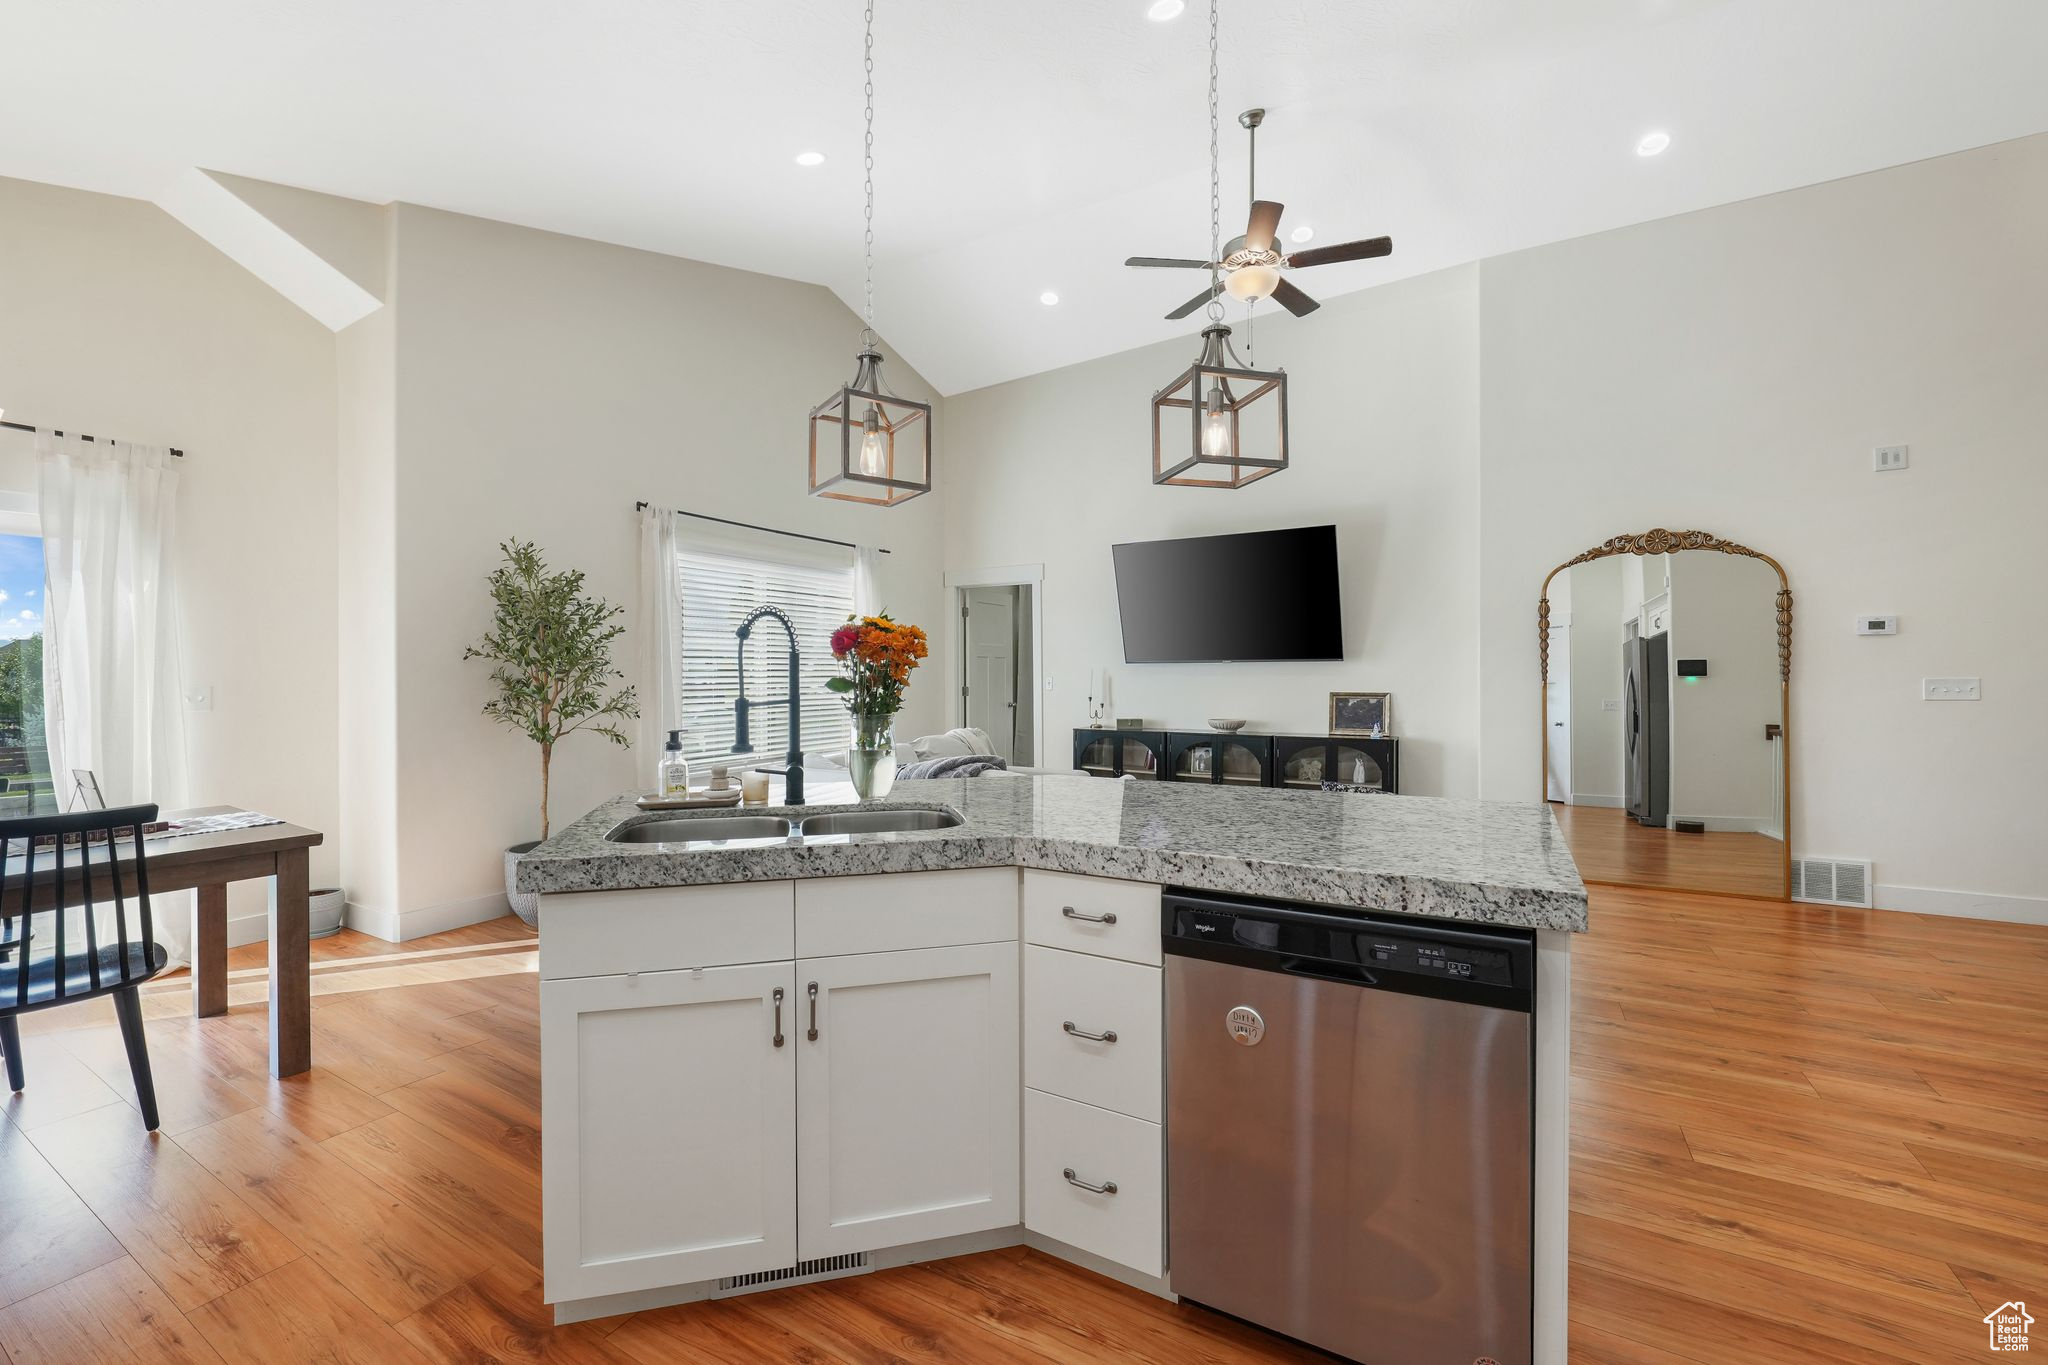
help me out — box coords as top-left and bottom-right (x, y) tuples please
(732, 605), (804, 805)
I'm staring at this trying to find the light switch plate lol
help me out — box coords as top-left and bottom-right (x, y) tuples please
(1921, 677), (1981, 701)
(1602, 699), (1621, 712)
(1874, 444), (1909, 472)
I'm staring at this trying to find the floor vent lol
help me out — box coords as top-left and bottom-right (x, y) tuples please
(1792, 856), (1873, 908)
(713, 1252), (871, 1298)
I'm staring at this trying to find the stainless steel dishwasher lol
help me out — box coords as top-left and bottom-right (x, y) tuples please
(1164, 889), (1535, 1365)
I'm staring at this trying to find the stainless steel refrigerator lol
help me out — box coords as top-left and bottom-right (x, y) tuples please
(1625, 629), (1670, 827)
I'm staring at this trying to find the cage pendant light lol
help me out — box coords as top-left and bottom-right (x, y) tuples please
(810, 0), (931, 506)
(1151, 0), (1288, 488)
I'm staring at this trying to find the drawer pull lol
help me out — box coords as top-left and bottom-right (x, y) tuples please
(807, 981), (820, 1042)
(1062, 1020), (1119, 1044)
(1062, 1167), (1118, 1196)
(1061, 905), (1118, 925)
(771, 987), (785, 1048)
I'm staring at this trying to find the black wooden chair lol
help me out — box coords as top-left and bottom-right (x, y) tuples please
(0, 804), (165, 1130)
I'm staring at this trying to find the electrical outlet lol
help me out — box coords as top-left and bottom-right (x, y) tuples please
(1874, 444), (1909, 472)
(1602, 699), (1621, 712)
(1921, 677), (1981, 701)
(1043, 675), (1055, 691)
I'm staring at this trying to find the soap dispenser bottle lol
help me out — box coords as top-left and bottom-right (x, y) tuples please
(658, 730), (692, 799)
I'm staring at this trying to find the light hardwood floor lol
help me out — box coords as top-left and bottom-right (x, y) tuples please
(1, 890), (2043, 1363)
(1552, 801), (1787, 899)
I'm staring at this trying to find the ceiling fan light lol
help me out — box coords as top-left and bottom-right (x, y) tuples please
(1224, 264), (1280, 302)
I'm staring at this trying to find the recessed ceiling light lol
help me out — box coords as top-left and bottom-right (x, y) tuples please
(1040, 291), (1060, 306)
(794, 150), (826, 167)
(1289, 224), (1314, 244)
(1147, 0), (1185, 20)
(1636, 130), (1670, 157)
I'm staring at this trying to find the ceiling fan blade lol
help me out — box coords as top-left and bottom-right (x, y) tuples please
(1126, 256), (1213, 269)
(1244, 200), (1284, 253)
(1166, 282), (1222, 320)
(1286, 235), (1393, 269)
(1270, 277), (1321, 318)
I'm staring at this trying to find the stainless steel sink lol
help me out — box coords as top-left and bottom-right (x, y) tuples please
(797, 808), (963, 837)
(609, 815), (793, 844)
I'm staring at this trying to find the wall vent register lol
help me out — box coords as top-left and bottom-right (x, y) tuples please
(1792, 857), (1873, 908)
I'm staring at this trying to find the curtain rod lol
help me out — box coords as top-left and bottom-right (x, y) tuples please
(0, 419), (185, 459)
(635, 503), (891, 555)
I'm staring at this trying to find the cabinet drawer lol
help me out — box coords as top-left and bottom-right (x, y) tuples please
(796, 867), (1017, 958)
(1022, 870), (1160, 965)
(539, 881), (794, 980)
(1023, 1089), (1163, 1279)
(1023, 947), (1161, 1122)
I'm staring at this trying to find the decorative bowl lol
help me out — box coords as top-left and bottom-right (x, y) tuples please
(1207, 718), (1248, 733)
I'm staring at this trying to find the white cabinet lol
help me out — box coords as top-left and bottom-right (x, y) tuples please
(1023, 946), (1163, 1123)
(796, 941), (1020, 1258)
(1023, 1089), (1165, 1278)
(541, 961), (797, 1301)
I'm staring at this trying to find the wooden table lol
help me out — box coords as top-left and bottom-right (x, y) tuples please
(3, 806), (325, 1076)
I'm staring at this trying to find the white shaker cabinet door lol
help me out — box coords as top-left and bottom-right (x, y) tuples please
(542, 961), (798, 1302)
(796, 942), (1021, 1259)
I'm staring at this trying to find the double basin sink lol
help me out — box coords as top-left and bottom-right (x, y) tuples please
(609, 806), (962, 848)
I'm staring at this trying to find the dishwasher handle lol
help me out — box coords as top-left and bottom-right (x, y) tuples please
(1278, 957), (1380, 988)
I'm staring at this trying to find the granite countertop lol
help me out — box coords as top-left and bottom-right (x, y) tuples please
(518, 775), (1589, 933)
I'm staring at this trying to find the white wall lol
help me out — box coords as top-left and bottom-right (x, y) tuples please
(1478, 134), (2048, 915)
(1565, 557), (1625, 805)
(942, 265), (1483, 797)
(1665, 552), (1781, 829)
(381, 204), (948, 927)
(0, 174), (341, 938)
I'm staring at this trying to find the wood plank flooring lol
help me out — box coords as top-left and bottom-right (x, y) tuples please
(0, 891), (2041, 1363)
(1552, 801), (1787, 898)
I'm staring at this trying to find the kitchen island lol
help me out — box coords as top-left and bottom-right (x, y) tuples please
(522, 775), (1585, 1364)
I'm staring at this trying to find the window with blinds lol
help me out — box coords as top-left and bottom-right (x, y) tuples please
(675, 545), (855, 767)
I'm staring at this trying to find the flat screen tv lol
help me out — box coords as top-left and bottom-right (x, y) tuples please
(1112, 525), (1343, 663)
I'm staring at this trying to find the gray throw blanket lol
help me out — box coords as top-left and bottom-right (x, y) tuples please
(897, 753), (1008, 780)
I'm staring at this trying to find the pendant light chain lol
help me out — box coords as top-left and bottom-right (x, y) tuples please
(862, 0), (877, 343)
(1205, 0), (1224, 324)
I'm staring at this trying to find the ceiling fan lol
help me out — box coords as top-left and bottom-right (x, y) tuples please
(1125, 108), (1393, 320)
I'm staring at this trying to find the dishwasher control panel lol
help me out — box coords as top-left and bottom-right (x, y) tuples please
(1164, 897), (1533, 1003)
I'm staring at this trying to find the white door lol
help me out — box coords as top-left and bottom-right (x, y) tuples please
(964, 587), (1018, 761)
(796, 942), (1020, 1258)
(541, 961), (797, 1302)
(1545, 625), (1571, 803)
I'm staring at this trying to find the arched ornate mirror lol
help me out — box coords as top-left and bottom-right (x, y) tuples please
(1538, 529), (1792, 900)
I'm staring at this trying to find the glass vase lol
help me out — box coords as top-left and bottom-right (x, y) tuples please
(849, 711), (899, 800)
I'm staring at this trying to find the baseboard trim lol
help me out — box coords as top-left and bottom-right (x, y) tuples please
(226, 914), (271, 948)
(1569, 794), (1624, 808)
(345, 890), (512, 944)
(1875, 883), (2048, 926)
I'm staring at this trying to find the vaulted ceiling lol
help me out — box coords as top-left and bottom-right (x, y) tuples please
(5, 0), (2045, 394)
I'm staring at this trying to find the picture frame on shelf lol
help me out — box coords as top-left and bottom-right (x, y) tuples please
(1329, 691), (1392, 738)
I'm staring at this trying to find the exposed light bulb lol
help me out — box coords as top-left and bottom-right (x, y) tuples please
(1225, 264), (1280, 302)
(1289, 224), (1314, 244)
(1636, 130), (1670, 157)
(857, 406), (886, 476)
(1040, 290), (1060, 306)
(795, 150), (826, 167)
(1147, 0), (1185, 20)
(1201, 384), (1232, 460)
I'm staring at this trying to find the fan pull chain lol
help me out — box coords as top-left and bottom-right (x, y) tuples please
(1205, 0), (1224, 324)
(862, 0), (877, 341)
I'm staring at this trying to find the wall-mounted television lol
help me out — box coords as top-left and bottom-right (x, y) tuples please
(1112, 525), (1343, 663)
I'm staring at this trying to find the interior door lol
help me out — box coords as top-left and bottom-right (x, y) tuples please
(796, 942), (1020, 1259)
(964, 587), (1018, 761)
(541, 961), (797, 1302)
(1544, 625), (1571, 802)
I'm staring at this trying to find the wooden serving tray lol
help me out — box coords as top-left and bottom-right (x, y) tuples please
(635, 789), (745, 811)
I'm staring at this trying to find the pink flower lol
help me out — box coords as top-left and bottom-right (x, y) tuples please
(829, 623), (860, 658)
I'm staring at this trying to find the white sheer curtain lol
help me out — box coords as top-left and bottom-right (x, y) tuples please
(36, 432), (192, 965)
(636, 503), (684, 784)
(853, 543), (882, 618)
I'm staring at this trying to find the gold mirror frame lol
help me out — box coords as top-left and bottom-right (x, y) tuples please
(1538, 528), (1793, 899)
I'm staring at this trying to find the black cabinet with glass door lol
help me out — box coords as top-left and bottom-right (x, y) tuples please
(1072, 729), (1168, 780)
(1073, 729), (1397, 793)
(1272, 734), (1399, 793)
(1164, 732), (1275, 786)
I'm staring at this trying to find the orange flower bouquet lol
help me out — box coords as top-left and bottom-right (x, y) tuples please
(826, 612), (929, 796)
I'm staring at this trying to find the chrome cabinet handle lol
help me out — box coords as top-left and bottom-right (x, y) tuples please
(807, 981), (820, 1041)
(771, 987), (785, 1048)
(1062, 1167), (1118, 1196)
(1061, 905), (1117, 925)
(1062, 1020), (1119, 1044)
